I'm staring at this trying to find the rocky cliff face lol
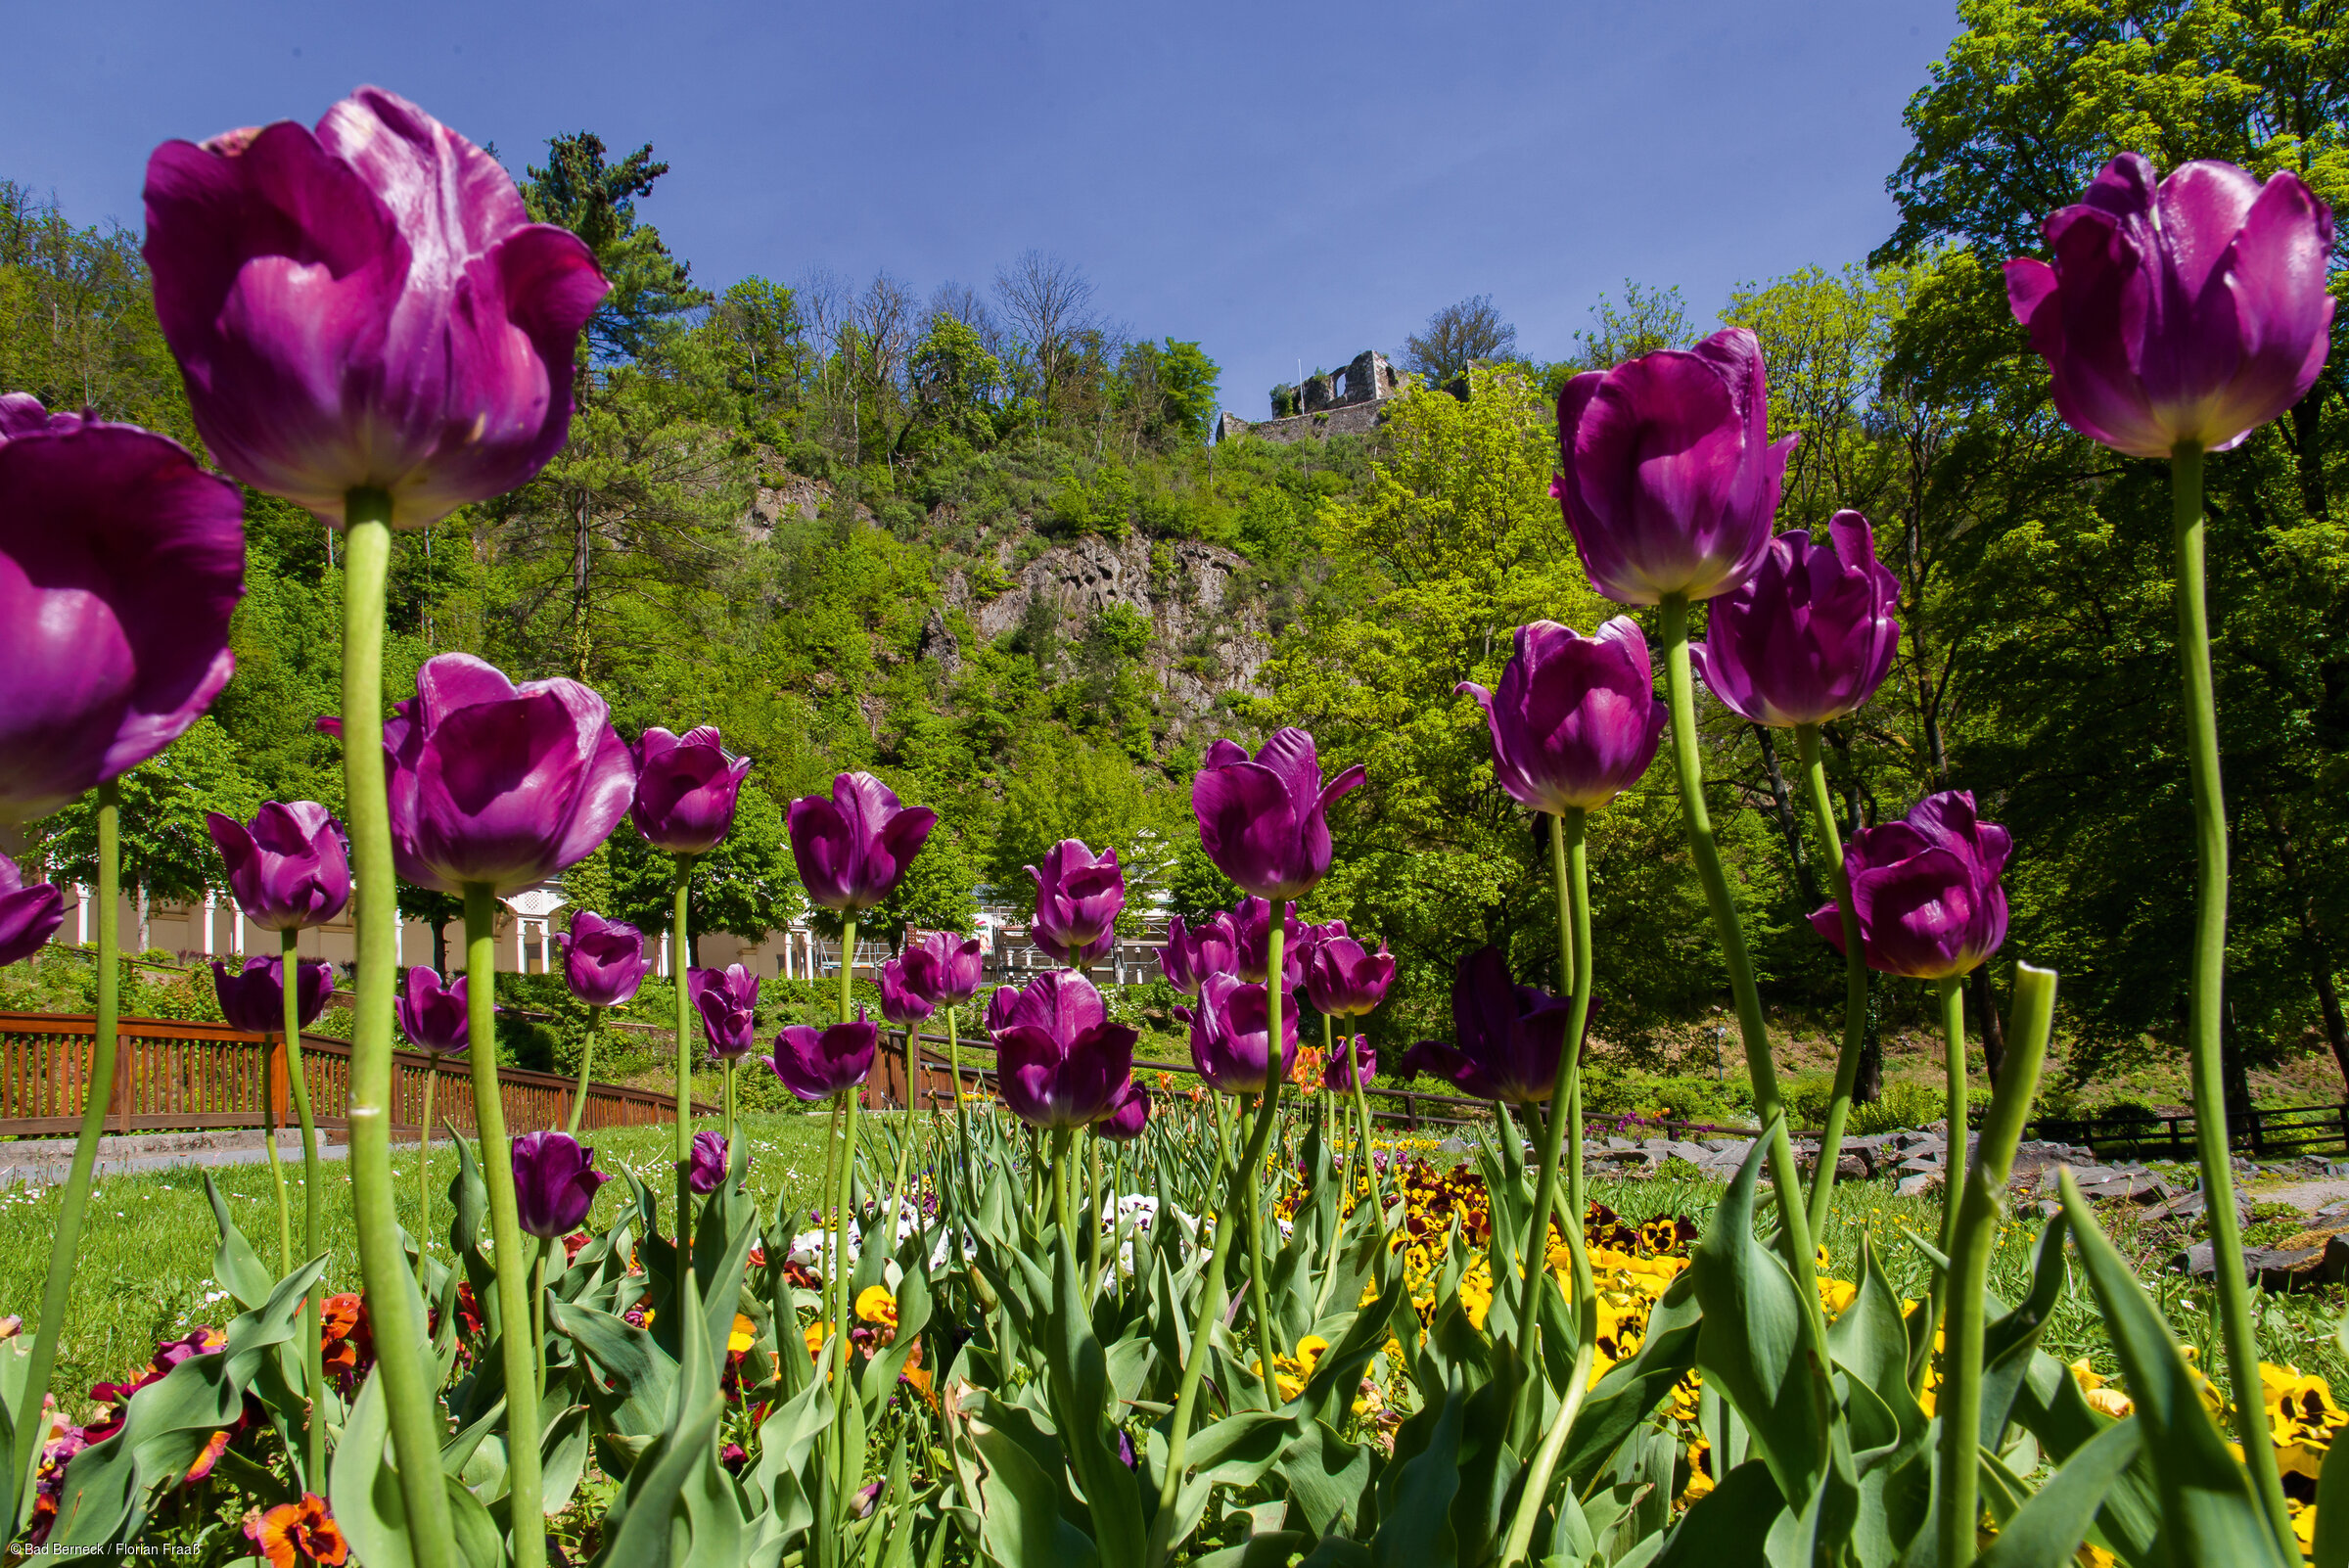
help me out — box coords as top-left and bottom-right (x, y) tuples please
(750, 478), (1269, 735)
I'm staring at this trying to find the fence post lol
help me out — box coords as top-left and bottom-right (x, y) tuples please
(113, 1034), (131, 1135)
(267, 1036), (291, 1128)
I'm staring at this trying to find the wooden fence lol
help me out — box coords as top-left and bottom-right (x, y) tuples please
(0, 1012), (713, 1139)
(2028, 1100), (2349, 1161)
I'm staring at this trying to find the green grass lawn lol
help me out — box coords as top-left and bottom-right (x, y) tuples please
(0, 1110), (852, 1417)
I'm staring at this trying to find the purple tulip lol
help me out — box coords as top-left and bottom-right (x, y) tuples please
(142, 87), (607, 531)
(1191, 729), (1364, 900)
(1811, 791), (2011, 981)
(1456, 619), (1666, 816)
(1397, 946), (1572, 1106)
(901, 928), (985, 1005)
(688, 964), (760, 1060)
(554, 910), (650, 1009)
(1231, 899), (1304, 988)
(1177, 973), (1298, 1095)
(1305, 933), (1396, 1018)
(1324, 1034), (1377, 1093)
(512, 1130), (610, 1238)
(988, 970), (1139, 1130)
(785, 773), (937, 914)
(630, 726), (753, 855)
(205, 802), (348, 931)
(0, 397), (244, 822)
(1692, 513), (1900, 729)
(769, 1013), (880, 1102)
(879, 957), (934, 1026)
(212, 955), (334, 1036)
(0, 853), (65, 966)
(2005, 153), (2335, 460)
(395, 968), (469, 1054)
(1159, 913), (1238, 995)
(1098, 1080), (1152, 1142)
(1552, 328), (1796, 606)
(1025, 840), (1126, 966)
(983, 986), (1020, 1038)
(687, 1130), (728, 1195)
(339, 653), (635, 897)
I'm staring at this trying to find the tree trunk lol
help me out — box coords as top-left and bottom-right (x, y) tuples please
(431, 921), (448, 977)
(1752, 725), (1821, 908)
(135, 883), (150, 952)
(2292, 388), (2329, 521)
(1853, 972), (1882, 1104)
(2267, 802), (2349, 1090)
(571, 486), (594, 680)
(1969, 964), (2007, 1087)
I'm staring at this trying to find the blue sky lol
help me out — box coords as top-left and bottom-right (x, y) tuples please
(7, 0), (1959, 421)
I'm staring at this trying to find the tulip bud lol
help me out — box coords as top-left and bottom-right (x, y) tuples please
(1160, 913), (1238, 995)
(769, 1013), (879, 1101)
(1811, 792), (2011, 980)
(688, 964), (760, 1060)
(1553, 328), (1795, 606)
(554, 911), (651, 1009)
(206, 803), (349, 932)
(143, 88), (607, 530)
(511, 1130), (610, 1238)
(901, 928), (984, 1005)
(395, 968), (470, 1054)
(987, 970), (1139, 1130)
(630, 726), (753, 855)
(0, 397), (244, 822)
(1024, 840), (1125, 966)
(0, 853), (66, 967)
(1458, 619), (1666, 815)
(786, 773), (936, 913)
(1692, 513), (1900, 727)
(2005, 153), (2334, 460)
(212, 955), (334, 1036)
(1191, 729), (1363, 900)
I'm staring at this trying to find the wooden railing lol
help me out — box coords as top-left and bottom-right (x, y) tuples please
(0, 1012), (713, 1139)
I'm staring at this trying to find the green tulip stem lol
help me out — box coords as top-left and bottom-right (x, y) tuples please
(280, 928), (327, 1486)
(828, 915), (862, 1514)
(8, 781), (120, 1530)
(1660, 593), (1827, 1351)
(1498, 1334), (1599, 1568)
(1796, 723), (1869, 1242)
(1935, 964), (2057, 1568)
(817, 1096), (841, 1333)
(1934, 976), (1967, 1263)
(335, 498), (456, 1568)
(722, 1056), (736, 1166)
(531, 1244), (548, 1407)
(262, 1011), (292, 1273)
(1521, 808), (1594, 1354)
(671, 862), (695, 1257)
(1144, 1085), (1284, 1568)
(946, 1006), (971, 1194)
(1348, 1069), (1382, 1213)
(418, 1058), (438, 1256)
(2171, 443), (2296, 1560)
(1051, 1128), (1077, 1256)
(1085, 1130), (1103, 1291)
(567, 1004), (599, 1136)
(1245, 924), (1287, 1400)
(463, 884), (543, 1568)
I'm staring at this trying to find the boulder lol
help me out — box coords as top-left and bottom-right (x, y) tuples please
(1896, 1173), (1943, 1199)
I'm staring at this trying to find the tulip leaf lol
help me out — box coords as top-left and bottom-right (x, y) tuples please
(553, 1297), (678, 1440)
(540, 1403), (594, 1519)
(1276, 1418), (1377, 1538)
(1691, 1130), (1829, 1503)
(586, 1265), (746, 1568)
(972, 1413), (1101, 1568)
(1046, 1241), (1146, 1568)
(1371, 1379), (1464, 1568)
(2058, 1173), (2293, 1568)
(202, 1170), (275, 1311)
(50, 1252), (327, 1548)
(1650, 1457), (1783, 1568)
(1974, 1416), (2142, 1568)
(1561, 1256), (1705, 1488)
(1979, 1210), (2070, 1450)
(2314, 1419), (2349, 1568)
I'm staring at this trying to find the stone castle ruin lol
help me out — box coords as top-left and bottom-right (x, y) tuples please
(1218, 348), (1405, 444)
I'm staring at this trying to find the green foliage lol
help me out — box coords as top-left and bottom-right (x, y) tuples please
(34, 718), (259, 905)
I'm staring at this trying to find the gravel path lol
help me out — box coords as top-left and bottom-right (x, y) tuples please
(0, 1130), (361, 1189)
